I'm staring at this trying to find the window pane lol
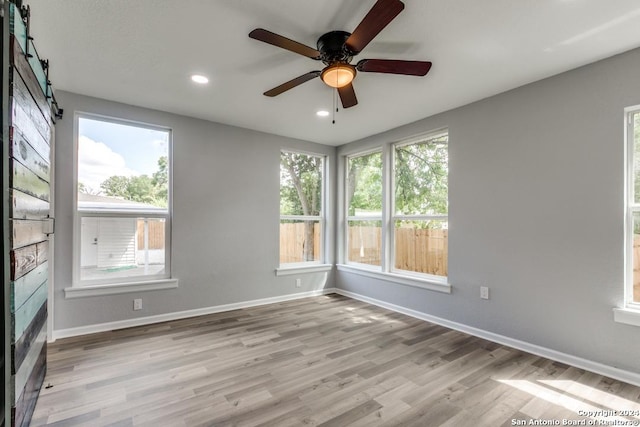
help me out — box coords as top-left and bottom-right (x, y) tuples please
(347, 220), (382, 266)
(280, 220), (321, 263)
(633, 213), (640, 303)
(280, 152), (322, 215)
(347, 152), (382, 217)
(394, 219), (448, 276)
(80, 217), (166, 281)
(395, 134), (448, 215)
(77, 117), (169, 211)
(634, 112), (640, 204)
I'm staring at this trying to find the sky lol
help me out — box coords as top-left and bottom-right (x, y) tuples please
(78, 117), (169, 193)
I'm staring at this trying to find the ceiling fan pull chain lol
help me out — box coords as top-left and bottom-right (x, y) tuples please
(332, 88), (337, 124)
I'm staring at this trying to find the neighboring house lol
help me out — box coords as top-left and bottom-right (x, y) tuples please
(78, 193), (160, 270)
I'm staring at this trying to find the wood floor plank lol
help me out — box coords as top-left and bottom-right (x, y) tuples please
(31, 294), (640, 426)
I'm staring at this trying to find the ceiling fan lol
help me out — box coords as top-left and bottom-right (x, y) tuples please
(248, 0), (432, 109)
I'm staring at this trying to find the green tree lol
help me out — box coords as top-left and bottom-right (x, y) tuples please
(126, 175), (156, 204)
(395, 136), (448, 219)
(346, 136), (448, 230)
(101, 176), (130, 198)
(152, 156), (168, 201)
(100, 157), (168, 207)
(346, 139), (448, 216)
(347, 152), (383, 216)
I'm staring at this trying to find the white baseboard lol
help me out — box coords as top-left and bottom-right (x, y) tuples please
(333, 288), (640, 388)
(52, 288), (337, 341)
(52, 286), (640, 388)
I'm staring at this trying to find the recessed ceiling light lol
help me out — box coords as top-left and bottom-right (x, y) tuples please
(316, 110), (329, 117)
(191, 74), (209, 84)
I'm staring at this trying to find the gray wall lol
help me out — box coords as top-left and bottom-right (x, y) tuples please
(53, 91), (335, 330)
(337, 47), (640, 374)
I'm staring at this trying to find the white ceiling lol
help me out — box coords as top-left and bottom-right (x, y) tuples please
(28, 0), (640, 146)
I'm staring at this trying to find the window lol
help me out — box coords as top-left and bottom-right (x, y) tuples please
(343, 130), (448, 285)
(626, 108), (640, 308)
(393, 133), (448, 278)
(280, 151), (325, 266)
(346, 151), (383, 267)
(75, 115), (171, 287)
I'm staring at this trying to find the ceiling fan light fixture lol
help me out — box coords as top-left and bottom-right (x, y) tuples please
(321, 63), (356, 88)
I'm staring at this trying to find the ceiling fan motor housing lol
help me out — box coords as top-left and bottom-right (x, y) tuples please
(317, 31), (353, 64)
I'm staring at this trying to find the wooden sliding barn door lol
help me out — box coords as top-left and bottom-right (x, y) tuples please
(2, 2), (59, 426)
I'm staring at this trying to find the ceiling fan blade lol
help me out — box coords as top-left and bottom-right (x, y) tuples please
(249, 28), (321, 60)
(345, 0), (405, 55)
(338, 83), (358, 108)
(264, 71), (321, 97)
(357, 59), (432, 76)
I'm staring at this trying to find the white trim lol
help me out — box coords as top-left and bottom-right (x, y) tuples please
(78, 209), (169, 216)
(334, 288), (640, 388)
(344, 146), (383, 160)
(337, 264), (451, 293)
(280, 146), (327, 159)
(392, 127), (449, 149)
(64, 278), (179, 299)
(51, 287), (640, 387)
(53, 288), (337, 340)
(73, 113), (173, 289)
(48, 123), (56, 342)
(613, 307), (640, 327)
(624, 108), (639, 313)
(275, 264), (333, 276)
(324, 152), (334, 271)
(76, 110), (172, 133)
(347, 214), (382, 220)
(393, 214), (448, 221)
(382, 143), (392, 271)
(280, 215), (321, 221)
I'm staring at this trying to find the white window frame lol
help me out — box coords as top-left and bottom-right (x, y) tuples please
(345, 148), (384, 271)
(66, 112), (177, 298)
(339, 130), (451, 293)
(391, 132), (449, 282)
(616, 106), (640, 325)
(277, 149), (330, 274)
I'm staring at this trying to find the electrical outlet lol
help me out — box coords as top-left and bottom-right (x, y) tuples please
(480, 286), (489, 300)
(295, 278), (302, 288)
(133, 298), (143, 310)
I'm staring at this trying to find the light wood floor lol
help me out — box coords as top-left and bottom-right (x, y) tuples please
(31, 294), (640, 426)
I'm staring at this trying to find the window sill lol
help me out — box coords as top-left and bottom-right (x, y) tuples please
(337, 264), (451, 294)
(613, 307), (640, 327)
(275, 264), (333, 276)
(64, 278), (179, 299)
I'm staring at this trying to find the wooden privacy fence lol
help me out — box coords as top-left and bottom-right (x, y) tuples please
(348, 225), (381, 266)
(347, 225), (447, 276)
(136, 219), (165, 250)
(280, 222), (321, 263)
(138, 221), (448, 276)
(394, 227), (448, 276)
(279, 223), (448, 276)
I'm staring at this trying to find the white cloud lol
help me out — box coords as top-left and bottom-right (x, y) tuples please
(78, 136), (138, 192)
